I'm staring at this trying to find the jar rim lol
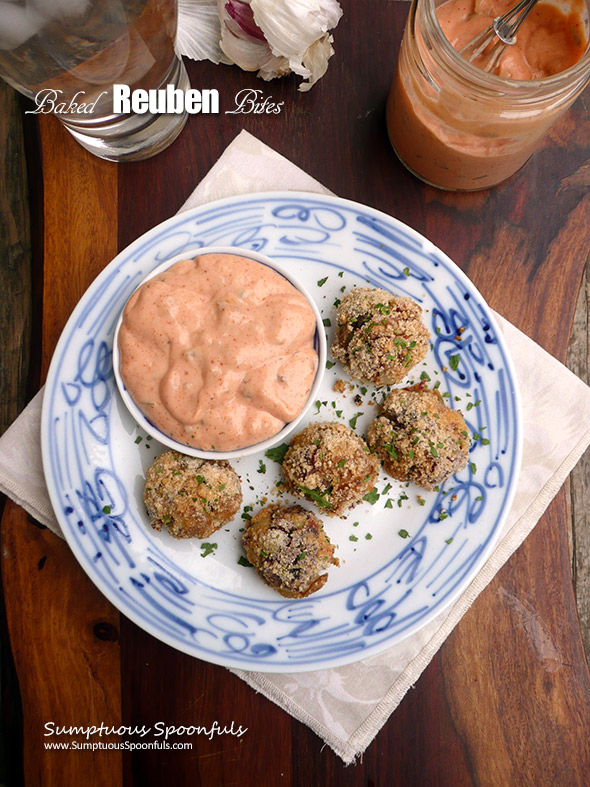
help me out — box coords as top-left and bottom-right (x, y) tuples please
(420, 0), (590, 92)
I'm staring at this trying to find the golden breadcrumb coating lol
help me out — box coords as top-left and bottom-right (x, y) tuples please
(242, 504), (339, 598)
(331, 287), (430, 384)
(144, 451), (242, 538)
(282, 421), (379, 516)
(366, 387), (470, 489)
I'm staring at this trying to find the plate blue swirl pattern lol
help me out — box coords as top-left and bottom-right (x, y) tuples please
(41, 192), (522, 672)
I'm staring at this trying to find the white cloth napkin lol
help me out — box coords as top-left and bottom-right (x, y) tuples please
(2, 130), (590, 764)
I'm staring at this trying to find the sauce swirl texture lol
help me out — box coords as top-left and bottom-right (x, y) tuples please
(439, 0), (587, 79)
(118, 253), (319, 451)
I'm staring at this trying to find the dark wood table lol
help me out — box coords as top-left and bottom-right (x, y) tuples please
(2, 2), (590, 784)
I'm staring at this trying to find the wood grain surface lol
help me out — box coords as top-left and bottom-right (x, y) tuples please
(568, 261), (590, 664)
(2, 117), (122, 787)
(0, 81), (31, 432)
(0, 79), (32, 787)
(2, 1), (590, 785)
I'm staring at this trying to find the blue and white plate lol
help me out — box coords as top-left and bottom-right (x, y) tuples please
(41, 192), (522, 672)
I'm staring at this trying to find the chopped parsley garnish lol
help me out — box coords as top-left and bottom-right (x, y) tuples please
(238, 555), (253, 567)
(323, 318), (332, 327)
(445, 537), (454, 545)
(134, 436), (142, 444)
(420, 371), (431, 382)
(265, 443), (289, 463)
(365, 533), (373, 540)
(385, 442), (398, 460)
(102, 505), (111, 515)
(402, 267), (410, 277)
(196, 475), (206, 484)
(449, 354), (460, 371)
(384, 499), (393, 509)
(297, 485), (333, 509)
(257, 460), (267, 474)
(349, 535), (359, 542)
(363, 488), (380, 505)
(326, 360), (335, 369)
(398, 529), (410, 538)
(200, 542), (217, 558)
(470, 462), (477, 475)
(472, 432), (490, 445)
(317, 276), (328, 287)
(349, 412), (363, 429)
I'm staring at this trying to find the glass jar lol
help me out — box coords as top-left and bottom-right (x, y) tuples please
(387, 0), (590, 190)
(0, 0), (189, 162)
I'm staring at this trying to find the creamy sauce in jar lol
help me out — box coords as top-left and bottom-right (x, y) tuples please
(118, 253), (319, 451)
(439, 0), (587, 78)
(387, 0), (590, 189)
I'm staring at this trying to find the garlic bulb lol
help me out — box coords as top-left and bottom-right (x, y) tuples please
(177, 0), (343, 91)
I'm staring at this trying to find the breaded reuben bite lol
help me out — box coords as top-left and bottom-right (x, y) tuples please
(282, 421), (379, 516)
(366, 387), (470, 489)
(144, 451), (242, 538)
(242, 504), (339, 598)
(331, 287), (430, 384)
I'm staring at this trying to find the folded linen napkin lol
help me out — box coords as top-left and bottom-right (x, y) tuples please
(1, 130), (590, 764)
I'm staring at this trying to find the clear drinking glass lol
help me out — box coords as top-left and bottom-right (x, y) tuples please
(387, 0), (590, 190)
(0, 0), (189, 162)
